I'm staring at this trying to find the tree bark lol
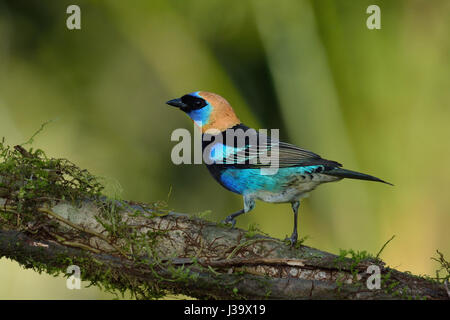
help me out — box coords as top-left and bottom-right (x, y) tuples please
(0, 196), (447, 300)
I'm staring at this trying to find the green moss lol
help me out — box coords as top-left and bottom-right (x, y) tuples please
(333, 248), (381, 292)
(193, 209), (212, 219)
(0, 138), (189, 299)
(245, 223), (263, 239)
(335, 248), (375, 278)
(0, 138), (104, 222)
(335, 248), (420, 299)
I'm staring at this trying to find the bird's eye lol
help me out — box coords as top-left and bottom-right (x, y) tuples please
(192, 98), (206, 109)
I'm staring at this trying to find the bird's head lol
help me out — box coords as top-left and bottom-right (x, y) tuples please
(166, 91), (240, 133)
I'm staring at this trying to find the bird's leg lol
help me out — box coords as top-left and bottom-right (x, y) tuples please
(286, 201), (300, 247)
(222, 196), (255, 228)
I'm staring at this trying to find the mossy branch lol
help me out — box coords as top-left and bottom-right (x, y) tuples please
(0, 141), (448, 300)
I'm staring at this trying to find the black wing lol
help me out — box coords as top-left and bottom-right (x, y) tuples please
(205, 124), (342, 169)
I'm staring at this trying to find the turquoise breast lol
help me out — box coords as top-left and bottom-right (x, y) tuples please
(219, 166), (322, 194)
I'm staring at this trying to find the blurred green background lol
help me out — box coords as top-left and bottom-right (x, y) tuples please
(0, 0), (449, 299)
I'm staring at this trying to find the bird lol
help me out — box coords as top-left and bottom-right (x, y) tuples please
(166, 91), (392, 246)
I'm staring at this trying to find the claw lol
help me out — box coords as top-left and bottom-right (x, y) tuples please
(285, 232), (298, 248)
(222, 216), (236, 228)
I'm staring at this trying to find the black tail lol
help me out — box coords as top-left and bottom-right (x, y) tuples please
(325, 168), (393, 186)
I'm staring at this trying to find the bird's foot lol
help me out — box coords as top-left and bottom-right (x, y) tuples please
(284, 232), (298, 248)
(222, 215), (237, 228)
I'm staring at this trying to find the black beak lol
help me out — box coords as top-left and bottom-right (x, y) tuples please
(166, 98), (187, 109)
